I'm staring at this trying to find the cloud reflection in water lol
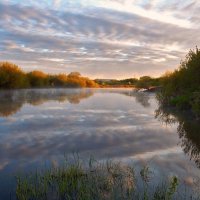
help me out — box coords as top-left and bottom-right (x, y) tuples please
(0, 89), (199, 193)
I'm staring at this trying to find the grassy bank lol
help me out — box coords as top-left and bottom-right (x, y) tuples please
(15, 156), (199, 200)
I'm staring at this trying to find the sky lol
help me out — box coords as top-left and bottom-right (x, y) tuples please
(0, 0), (200, 79)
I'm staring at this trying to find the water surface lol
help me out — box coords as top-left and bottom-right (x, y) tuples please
(0, 88), (199, 199)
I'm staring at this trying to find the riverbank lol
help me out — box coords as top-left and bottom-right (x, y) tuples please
(156, 47), (200, 118)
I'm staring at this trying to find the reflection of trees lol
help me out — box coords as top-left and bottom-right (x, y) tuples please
(0, 92), (23, 117)
(133, 92), (150, 107)
(155, 107), (177, 125)
(107, 90), (151, 107)
(178, 121), (200, 168)
(0, 89), (152, 117)
(0, 89), (94, 117)
(124, 91), (150, 107)
(155, 106), (200, 168)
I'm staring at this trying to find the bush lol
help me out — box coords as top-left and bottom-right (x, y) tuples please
(158, 47), (200, 116)
(169, 94), (191, 109)
(191, 92), (200, 117)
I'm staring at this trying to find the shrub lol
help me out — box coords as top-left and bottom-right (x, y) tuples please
(158, 47), (200, 116)
(191, 92), (200, 117)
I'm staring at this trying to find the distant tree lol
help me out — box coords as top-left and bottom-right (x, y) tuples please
(0, 62), (99, 89)
(135, 76), (153, 89)
(27, 70), (49, 87)
(120, 78), (138, 85)
(66, 76), (86, 87)
(134, 76), (161, 89)
(0, 62), (29, 88)
(50, 74), (68, 87)
(84, 78), (99, 88)
(68, 72), (81, 77)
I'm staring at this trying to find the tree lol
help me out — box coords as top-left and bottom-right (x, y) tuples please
(158, 47), (200, 116)
(0, 62), (99, 89)
(135, 76), (153, 89)
(0, 62), (29, 88)
(68, 72), (81, 77)
(27, 70), (49, 87)
(50, 74), (68, 87)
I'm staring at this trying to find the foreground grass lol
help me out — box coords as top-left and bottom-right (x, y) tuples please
(16, 156), (199, 200)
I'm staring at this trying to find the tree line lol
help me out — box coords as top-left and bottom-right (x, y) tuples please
(95, 76), (161, 88)
(0, 62), (162, 90)
(0, 62), (98, 89)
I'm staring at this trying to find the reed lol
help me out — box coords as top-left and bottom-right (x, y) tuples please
(15, 156), (199, 200)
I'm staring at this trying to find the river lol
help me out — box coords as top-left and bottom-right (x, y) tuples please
(0, 88), (199, 199)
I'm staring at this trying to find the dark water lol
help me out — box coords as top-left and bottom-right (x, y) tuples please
(0, 88), (199, 199)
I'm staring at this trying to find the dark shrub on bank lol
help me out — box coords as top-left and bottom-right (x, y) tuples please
(157, 47), (200, 117)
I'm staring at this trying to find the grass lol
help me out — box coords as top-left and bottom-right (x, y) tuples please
(15, 155), (199, 200)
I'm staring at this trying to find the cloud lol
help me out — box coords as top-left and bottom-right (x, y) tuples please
(53, 0), (61, 9)
(94, 0), (193, 28)
(40, 58), (65, 62)
(0, 0), (200, 78)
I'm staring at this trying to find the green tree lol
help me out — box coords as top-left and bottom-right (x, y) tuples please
(158, 47), (200, 116)
(135, 76), (153, 89)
